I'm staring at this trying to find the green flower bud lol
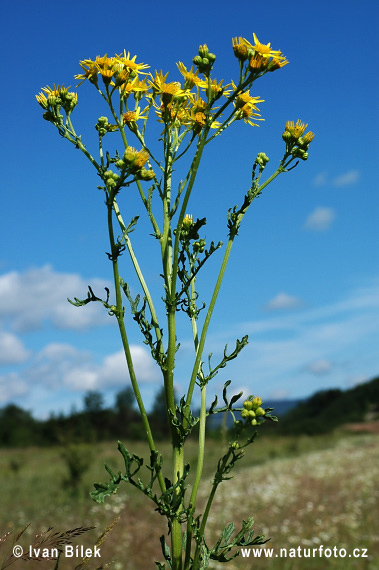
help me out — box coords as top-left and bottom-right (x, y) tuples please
(207, 53), (216, 63)
(193, 55), (203, 67)
(251, 419), (258, 426)
(252, 396), (263, 409)
(241, 409), (250, 419)
(198, 44), (209, 58)
(106, 178), (117, 189)
(282, 130), (292, 142)
(139, 168), (155, 181)
(255, 407), (266, 417)
(243, 400), (253, 410)
(98, 116), (109, 126)
(115, 160), (125, 169)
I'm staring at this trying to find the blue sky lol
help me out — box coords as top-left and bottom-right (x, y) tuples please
(0, 0), (378, 418)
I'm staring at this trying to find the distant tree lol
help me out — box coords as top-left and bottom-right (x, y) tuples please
(115, 386), (136, 415)
(83, 391), (104, 414)
(0, 404), (37, 447)
(149, 386), (177, 438)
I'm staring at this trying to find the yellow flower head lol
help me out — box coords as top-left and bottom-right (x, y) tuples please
(285, 119), (308, 139)
(252, 33), (283, 59)
(123, 146), (150, 170)
(177, 62), (202, 89)
(237, 104), (263, 127)
(198, 78), (231, 99)
(183, 214), (193, 229)
(115, 50), (149, 76)
(249, 54), (269, 73)
(232, 37), (253, 61)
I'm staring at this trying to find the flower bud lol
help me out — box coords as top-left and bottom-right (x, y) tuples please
(255, 407), (266, 417)
(241, 409), (250, 419)
(198, 44), (209, 58)
(252, 396), (263, 409)
(251, 419), (258, 426)
(193, 55), (203, 67)
(139, 168), (155, 181)
(243, 400), (253, 410)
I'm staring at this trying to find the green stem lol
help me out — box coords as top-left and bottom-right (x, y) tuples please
(106, 194), (165, 494)
(192, 448), (233, 568)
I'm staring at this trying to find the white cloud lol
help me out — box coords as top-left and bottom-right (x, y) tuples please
(0, 331), (30, 364)
(265, 293), (303, 311)
(3, 342), (161, 396)
(305, 359), (333, 375)
(0, 372), (29, 403)
(332, 170), (360, 187)
(0, 265), (112, 332)
(304, 207), (335, 231)
(313, 171), (328, 186)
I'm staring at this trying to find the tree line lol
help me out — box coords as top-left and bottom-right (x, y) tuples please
(0, 386), (171, 447)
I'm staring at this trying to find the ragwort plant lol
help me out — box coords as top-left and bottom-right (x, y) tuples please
(36, 34), (314, 569)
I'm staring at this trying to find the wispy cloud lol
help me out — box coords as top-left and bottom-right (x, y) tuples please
(0, 265), (112, 332)
(264, 293), (303, 311)
(305, 359), (333, 375)
(332, 170), (360, 187)
(304, 207), (335, 231)
(208, 278), (379, 400)
(312, 170), (360, 188)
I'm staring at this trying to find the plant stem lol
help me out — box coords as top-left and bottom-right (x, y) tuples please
(106, 195), (165, 494)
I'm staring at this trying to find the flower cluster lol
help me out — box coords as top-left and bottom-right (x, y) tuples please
(241, 396), (266, 426)
(232, 33), (289, 74)
(36, 84), (78, 125)
(282, 120), (315, 160)
(75, 52), (149, 91)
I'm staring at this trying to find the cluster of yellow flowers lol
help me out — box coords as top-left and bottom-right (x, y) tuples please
(36, 35), (289, 137)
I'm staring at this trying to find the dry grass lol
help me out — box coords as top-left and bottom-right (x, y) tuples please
(0, 434), (378, 569)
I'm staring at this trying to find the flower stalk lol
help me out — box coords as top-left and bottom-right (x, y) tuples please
(36, 35), (313, 569)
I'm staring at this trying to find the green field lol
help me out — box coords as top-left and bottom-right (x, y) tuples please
(1, 432), (378, 569)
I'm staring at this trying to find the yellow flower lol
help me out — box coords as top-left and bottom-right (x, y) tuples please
(123, 106), (148, 131)
(183, 214), (193, 228)
(198, 78), (231, 99)
(232, 37), (253, 61)
(252, 33), (284, 59)
(75, 52), (148, 87)
(115, 50), (149, 76)
(177, 62), (202, 89)
(233, 86), (264, 111)
(249, 54), (269, 73)
(285, 119), (308, 139)
(123, 146), (150, 170)
(237, 104), (263, 127)
(302, 131), (315, 144)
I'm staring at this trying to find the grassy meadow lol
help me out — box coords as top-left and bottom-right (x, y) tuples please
(1, 432), (378, 569)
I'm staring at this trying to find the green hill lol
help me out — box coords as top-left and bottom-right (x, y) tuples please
(277, 375), (379, 435)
